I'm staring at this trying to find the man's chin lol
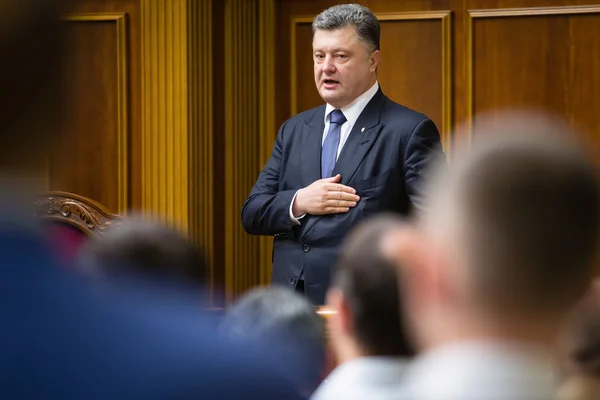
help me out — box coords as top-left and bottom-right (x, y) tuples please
(319, 90), (342, 105)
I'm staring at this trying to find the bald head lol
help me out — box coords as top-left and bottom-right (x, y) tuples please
(423, 111), (600, 314)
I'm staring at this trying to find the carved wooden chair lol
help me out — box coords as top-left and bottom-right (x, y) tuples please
(33, 191), (124, 262)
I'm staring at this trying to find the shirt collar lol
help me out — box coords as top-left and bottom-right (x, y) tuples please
(324, 81), (379, 127)
(405, 340), (558, 398)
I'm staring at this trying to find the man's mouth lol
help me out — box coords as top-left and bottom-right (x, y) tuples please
(322, 79), (340, 87)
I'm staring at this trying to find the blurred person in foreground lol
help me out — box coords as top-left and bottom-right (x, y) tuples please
(397, 111), (600, 400)
(0, 1), (303, 398)
(76, 217), (208, 292)
(311, 214), (414, 400)
(220, 287), (327, 399)
(557, 280), (600, 400)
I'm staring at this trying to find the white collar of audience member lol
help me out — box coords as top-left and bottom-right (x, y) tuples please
(324, 81), (379, 126)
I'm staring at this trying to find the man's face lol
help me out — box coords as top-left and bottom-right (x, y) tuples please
(313, 27), (379, 108)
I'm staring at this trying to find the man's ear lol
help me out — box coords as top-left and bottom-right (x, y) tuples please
(391, 227), (449, 318)
(369, 50), (380, 72)
(327, 287), (352, 335)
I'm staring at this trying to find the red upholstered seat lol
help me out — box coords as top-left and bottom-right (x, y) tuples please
(43, 221), (89, 264)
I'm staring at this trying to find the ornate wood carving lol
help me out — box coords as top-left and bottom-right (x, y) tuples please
(34, 191), (124, 239)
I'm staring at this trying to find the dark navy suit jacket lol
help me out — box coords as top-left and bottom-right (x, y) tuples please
(242, 88), (444, 304)
(0, 227), (303, 399)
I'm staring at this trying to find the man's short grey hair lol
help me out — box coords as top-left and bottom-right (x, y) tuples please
(312, 4), (380, 52)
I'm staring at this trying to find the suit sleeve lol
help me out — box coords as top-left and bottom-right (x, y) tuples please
(241, 120), (298, 236)
(404, 118), (446, 211)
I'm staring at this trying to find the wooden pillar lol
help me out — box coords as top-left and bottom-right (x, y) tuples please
(224, 0), (276, 303)
(140, 0), (214, 295)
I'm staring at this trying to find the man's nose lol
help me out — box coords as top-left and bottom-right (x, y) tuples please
(321, 56), (336, 73)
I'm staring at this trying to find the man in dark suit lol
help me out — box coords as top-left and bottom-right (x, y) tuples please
(0, 1), (302, 398)
(242, 4), (444, 304)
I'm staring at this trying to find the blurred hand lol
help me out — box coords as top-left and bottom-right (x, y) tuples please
(292, 174), (360, 216)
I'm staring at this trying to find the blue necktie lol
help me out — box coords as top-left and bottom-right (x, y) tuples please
(321, 109), (347, 178)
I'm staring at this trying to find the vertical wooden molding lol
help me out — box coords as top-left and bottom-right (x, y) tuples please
(188, 0), (215, 302)
(225, 0), (273, 303)
(141, 0), (189, 231)
(258, 0), (276, 288)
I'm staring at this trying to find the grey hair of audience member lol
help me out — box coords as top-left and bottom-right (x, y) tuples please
(76, 216), (207, 289)
(312, 4), (380, 53)
(332, 213), (414, 357)
(421, 110), (600, 315)
(219, 287), (326, 397)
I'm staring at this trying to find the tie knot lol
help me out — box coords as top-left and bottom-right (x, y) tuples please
(329, 109), (346, 125)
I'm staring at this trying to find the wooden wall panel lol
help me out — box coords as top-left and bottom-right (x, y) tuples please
(59, 0), (141, 212)
(51, 14), (128, 213)
(468, 6), (600, 142)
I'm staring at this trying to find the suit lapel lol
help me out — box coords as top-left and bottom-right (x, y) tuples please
(332, 89), (385, 185)
(301, 90), (385, 239)
(300, 105), (326, 187)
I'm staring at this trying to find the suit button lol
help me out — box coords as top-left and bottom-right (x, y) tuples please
(290, 277), (297, 285)
(303, 244), (310, 253)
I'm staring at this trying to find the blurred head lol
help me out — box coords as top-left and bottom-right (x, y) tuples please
(77, 217), (207, 290)
(219, 287), (326, 397)
(327, 213), (414, 363)
(406, 111), (600, 346)
(312, 4), (380, 108)
(0, 0), (70, 169)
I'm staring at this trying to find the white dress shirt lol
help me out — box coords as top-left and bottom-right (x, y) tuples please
(290, 81), (380, 224)
(310, 356), (408, 400)
(403, 340), (558, 400)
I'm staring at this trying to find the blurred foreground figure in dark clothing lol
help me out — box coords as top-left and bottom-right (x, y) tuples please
(0, 1), (302, 398)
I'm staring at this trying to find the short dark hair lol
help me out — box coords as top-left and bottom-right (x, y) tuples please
(333, 213), (414, 357)
(77, 218), (207, 288)
(312, 4), (380, 52)
(219, 287), (326, 396)
(427, 114), (600, 314)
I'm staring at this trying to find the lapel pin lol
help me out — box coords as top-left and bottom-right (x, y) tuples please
(361, 127), (365, 132)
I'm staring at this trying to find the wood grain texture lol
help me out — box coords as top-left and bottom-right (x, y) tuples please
(224, 0), (276, 304)
(51, 13), (128, 214)
(140, 0), (189, 230)
(59, 0), (142, 211)
(188, 0), (216, 305)
(467, 5), (600, 143)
